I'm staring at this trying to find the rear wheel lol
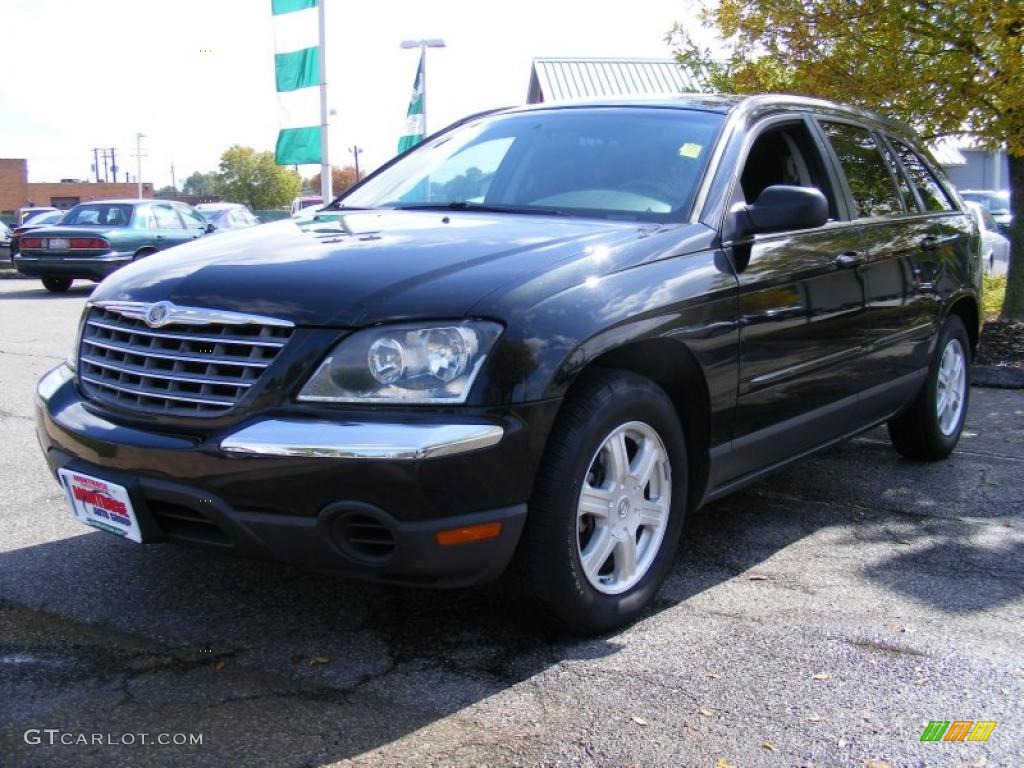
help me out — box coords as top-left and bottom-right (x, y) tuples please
(41, 276), (72, 293)
(887, 315), (970, 460)
(520, 370), (687, 635)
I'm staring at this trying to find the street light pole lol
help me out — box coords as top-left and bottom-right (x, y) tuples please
(135, 133), (146, 198)
(349, 146), (362, 180)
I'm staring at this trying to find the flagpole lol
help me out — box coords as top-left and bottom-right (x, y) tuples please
(317, 0), (331, 202)
(419, 42), (428, 135)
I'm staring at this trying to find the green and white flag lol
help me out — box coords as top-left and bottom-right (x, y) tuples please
(397, 52), (426, 154)
(272, 0), (321, 165)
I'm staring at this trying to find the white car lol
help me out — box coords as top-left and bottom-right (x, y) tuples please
(964, 200), (1010, 275)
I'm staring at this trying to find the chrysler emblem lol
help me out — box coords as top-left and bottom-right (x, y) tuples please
(145, 302), (172, 328)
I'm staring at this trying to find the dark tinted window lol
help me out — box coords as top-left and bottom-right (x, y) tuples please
(879, 142), (918, 212)
(63, 203), (134, 226)
(890, 140), (955, 212)
(821, 122), (903, 218)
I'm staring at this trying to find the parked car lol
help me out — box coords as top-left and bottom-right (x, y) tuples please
(290, 195), (322, 216)
(16, 206), (59, 226)
(0, 220), (10, 249)
(14, 199), (213, 292)
(35, 95), (981, 634)
(959, 190), (1012, 236)
(8, 209), (66, 258)
(963, 200), (1010, 275)
(195, 202), (260, 231)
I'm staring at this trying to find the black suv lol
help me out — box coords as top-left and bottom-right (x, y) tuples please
(36, 95), (981, 634)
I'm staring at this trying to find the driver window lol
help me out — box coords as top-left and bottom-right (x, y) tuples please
(738, 122), (837, 219)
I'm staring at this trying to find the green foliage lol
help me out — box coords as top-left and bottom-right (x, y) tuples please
(667, 0), (1024, 318)
(215, 147), (301, 210)
(154, 185), (178, 198)
(304, 165), (362, 197)
(983, 274), (1007, 318)
(182, 171), (219, 197)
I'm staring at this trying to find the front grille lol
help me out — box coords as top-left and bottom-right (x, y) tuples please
(78, 305), (293, 416)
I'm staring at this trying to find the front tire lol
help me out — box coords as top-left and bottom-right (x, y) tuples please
(887, 315), (971, 460)
(521, 370), (687, 635)
(41, 276), (72, 293)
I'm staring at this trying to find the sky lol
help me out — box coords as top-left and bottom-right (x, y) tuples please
(0, 0), (711, 188)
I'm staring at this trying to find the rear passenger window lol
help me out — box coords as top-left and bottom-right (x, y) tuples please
(890, 140), (955, 212)
(820, 122), (903, 218)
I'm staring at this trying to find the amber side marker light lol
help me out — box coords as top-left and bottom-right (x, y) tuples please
(436, 522), (502, 547)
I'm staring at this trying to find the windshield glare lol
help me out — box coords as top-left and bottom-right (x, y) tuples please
(340, 108), (724, 222)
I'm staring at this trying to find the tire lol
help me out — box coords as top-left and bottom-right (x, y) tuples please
(519, 370), (688, 635)
(887, 315), (971, 461)
(132, 249), (155, 262)
(41, 276), (72, 293)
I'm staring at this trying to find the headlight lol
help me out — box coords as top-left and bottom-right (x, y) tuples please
(298, 321), (503, 404)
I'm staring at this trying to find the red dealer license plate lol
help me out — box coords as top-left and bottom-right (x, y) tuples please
(57, 469), (143, 543)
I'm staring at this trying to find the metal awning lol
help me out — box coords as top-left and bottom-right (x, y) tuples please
(527, 58), (697, 104)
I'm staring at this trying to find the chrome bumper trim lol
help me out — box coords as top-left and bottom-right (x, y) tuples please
(220, 420), (504, 460)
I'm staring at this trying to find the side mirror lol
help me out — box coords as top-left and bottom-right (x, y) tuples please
(206, 223), (216, 233)
(726, 185), (828, 240)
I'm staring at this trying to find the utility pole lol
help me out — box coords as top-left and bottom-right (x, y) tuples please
(349, 146), (363, 180)
(134, 133), (147, 198)
(316, 0), (331, 202)
(109, 148), (118, 184)
(170, 162), (177, 195)
(92, 148), (101, 183)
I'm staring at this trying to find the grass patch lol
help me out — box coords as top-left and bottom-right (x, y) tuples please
(983, 274), (1007, 318)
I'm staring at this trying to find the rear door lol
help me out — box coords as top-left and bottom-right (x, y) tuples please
(815, 120), (936, 421)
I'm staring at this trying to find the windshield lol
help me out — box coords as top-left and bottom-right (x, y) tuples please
(961, 191), (1010, 215)
(339, 107), (724, 222)
(198, 208), (229, 221)
(62, 203), (134, 226)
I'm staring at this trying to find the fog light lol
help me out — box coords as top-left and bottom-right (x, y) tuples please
(435, 521), (503, 547)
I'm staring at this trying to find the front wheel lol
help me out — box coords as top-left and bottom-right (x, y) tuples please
(41, 276), (72, 293)
(520, 370), (687, 635)
(887, 315), (971, 460)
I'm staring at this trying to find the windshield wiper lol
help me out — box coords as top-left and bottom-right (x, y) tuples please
(393, 202), (568, 216)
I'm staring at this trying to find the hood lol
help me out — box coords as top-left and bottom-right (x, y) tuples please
(91, 210), (699, 327)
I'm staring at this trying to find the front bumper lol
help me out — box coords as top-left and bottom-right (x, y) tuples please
(14, 251), (132, 279)
(36, 364), (560, 586)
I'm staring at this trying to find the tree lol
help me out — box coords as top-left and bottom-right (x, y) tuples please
(182, 171), (219, 197)
(215, 146), (301, 210)
(154, 185), (178, 199)
(668, 1), (1024, 319)
(305, 165), (363, 197)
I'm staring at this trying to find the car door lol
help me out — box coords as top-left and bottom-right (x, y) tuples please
(816, 121), (949, 423)
(720, 115), (870, 481)
(176, 204), (213, 239)
(150, 203), (191, 249)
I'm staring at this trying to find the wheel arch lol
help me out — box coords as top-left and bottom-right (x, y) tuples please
(561, 338), (712, 514)
(945, 293), (980, 357)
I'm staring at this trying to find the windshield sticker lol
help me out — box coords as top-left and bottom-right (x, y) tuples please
(679, 143), (703, 159)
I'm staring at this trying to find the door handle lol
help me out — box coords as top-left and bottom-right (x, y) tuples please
(835, 251), (864, 269)
(920, 236), (938, 251)
(155, 235), (165, 240)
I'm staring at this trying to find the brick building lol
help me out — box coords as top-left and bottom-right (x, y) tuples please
(0, 158), (152, 215)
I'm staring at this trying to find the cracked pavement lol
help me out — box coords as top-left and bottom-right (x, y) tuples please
(0, 280), (1021, 767)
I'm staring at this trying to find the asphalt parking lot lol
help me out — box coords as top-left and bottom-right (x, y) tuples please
(0, 278), (1021, 768)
